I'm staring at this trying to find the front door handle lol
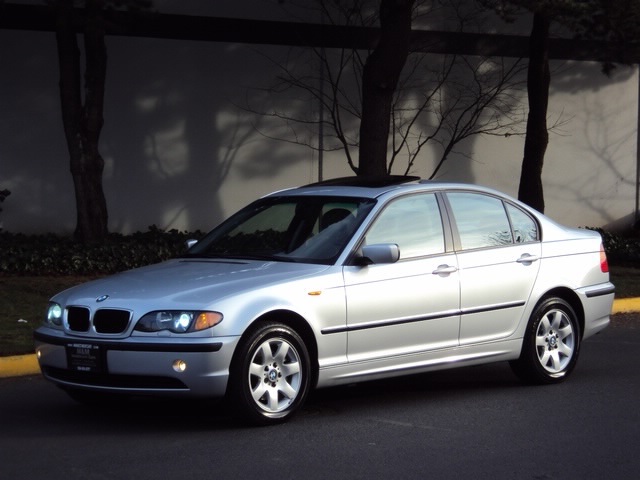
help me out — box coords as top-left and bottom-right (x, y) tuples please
(517, 253), (539, 264)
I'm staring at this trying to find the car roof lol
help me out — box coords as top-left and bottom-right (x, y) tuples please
(267, 176), (506, 200)
(305, 175), (422, 188)
(262, 176), (589, 245)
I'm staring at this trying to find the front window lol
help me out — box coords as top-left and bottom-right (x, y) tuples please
(364, 193), (445, 259)
(186, 196), (376, 264)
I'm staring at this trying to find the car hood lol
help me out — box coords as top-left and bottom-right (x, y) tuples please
(53, 258), (332, 309)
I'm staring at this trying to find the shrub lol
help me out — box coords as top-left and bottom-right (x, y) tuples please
(0, 225), (204, 275)
(587, 227), (640, 266)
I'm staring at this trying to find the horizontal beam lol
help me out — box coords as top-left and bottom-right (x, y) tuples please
(1, 2), (637, 63)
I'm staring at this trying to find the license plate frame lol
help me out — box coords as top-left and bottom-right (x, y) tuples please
(66, 343), (105, 373)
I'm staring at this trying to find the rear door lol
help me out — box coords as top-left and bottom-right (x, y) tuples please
(445, 192), (541, 345)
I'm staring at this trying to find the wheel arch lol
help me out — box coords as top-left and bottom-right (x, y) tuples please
(535, 287), (585, 338)
(232, 309), (320, 389)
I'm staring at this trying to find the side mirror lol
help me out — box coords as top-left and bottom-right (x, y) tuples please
(358, 243), (400, 265)
(185, 239), (199, 249)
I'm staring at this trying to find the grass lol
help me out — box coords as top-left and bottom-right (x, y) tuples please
(608, 265), (640, 298)
(0, 265), (637, 357)
(0, 276), (100, 356)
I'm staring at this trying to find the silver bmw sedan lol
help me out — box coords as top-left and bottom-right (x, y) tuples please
(35, 177), (614, 425)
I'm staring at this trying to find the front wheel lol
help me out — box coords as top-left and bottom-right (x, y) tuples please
(510, 297), (581, 384)
(228, 322), (311, 425)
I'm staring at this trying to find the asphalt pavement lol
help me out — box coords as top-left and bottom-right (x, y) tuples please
(2, 320), (639, 480)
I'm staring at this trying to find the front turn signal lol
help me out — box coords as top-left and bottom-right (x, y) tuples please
(194, 312), (223, 331)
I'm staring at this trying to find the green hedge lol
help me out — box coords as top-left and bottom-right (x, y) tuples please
(0, 226), (204, 275)
(588, 227), (640, 266)
(0, 226), (638, 276)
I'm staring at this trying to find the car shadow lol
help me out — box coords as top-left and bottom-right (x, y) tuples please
(85, 362), (524, 427)
(19, 361), (566, 432)
(300, 362), (524, 418)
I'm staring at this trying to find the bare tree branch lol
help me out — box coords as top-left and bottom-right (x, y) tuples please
(242, 0), (531, 179)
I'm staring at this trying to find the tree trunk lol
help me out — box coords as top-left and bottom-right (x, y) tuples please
(55, 0), (109, 242)
(358, 0), (414, 177)
(518, 12), (550, 213)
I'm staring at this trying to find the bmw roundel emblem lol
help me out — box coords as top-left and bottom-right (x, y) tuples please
(96, 294), (109, 303)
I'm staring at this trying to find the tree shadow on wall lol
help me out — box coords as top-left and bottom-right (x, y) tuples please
(101, 37), (309, 234)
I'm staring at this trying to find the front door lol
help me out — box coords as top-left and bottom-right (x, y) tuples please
(343, 193), (461, 363)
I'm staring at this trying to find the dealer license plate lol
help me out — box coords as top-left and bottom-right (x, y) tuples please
(66, 343), (104, 373)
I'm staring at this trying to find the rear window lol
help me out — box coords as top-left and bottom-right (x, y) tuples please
(447, 192), (538, 250)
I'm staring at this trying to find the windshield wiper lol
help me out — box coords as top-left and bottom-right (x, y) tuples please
(230, 253), (300, 263)
(182, 252), (298, 263)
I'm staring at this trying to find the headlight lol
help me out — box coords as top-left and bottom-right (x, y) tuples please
(46, 302), (63, 328)
(135, 311), (223, 333)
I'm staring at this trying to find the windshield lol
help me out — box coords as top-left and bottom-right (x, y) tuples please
(185, 195), (376, 264)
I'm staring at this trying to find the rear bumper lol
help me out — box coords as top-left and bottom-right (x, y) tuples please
(577, 282), (615, 340)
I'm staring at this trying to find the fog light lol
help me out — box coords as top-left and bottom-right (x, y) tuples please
(172, 359), (187, 373)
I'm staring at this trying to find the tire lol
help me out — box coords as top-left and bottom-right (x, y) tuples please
(510, 297), (581, 385)
(228, 322), (311, 425)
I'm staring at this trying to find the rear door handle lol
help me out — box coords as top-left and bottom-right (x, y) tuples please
(432, 264), (458, 276)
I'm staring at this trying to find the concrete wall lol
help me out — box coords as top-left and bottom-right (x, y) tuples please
(0, 2), (637, 234)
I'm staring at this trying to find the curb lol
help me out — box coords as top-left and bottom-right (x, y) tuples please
(0, 353), (40, 378)
(609, 297), (640, 314)
(2, 298), (640, 379)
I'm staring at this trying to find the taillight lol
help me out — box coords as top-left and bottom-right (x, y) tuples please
(600, 244), (609, 273)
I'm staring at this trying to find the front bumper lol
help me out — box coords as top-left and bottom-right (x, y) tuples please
(33, 329), (240, 398)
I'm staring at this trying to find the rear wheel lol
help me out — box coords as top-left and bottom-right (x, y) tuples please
(510, 297), (581, 384)
(228, 322), (311, 425)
